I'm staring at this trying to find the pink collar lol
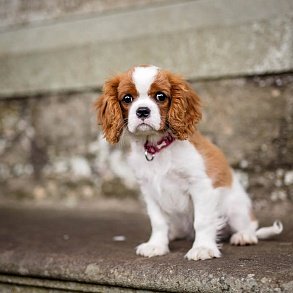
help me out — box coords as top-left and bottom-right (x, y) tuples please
(144, 133), (175, 161)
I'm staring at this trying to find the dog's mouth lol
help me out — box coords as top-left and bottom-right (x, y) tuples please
(128, 122), (157, 136)
(136, 123), (154, 131)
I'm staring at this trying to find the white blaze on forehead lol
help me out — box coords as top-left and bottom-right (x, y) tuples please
(132, 66), (158, 96)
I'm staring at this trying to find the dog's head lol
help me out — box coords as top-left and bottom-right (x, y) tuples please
(95, 65), (202, 143)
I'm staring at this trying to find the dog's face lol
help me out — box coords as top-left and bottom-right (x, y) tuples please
(95, 65), (202, 143)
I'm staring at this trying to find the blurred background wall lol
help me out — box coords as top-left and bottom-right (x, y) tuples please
(0, 0), (292, 207)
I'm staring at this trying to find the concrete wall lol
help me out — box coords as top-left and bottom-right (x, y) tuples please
(0, 0), (292, 206)
(1, 0), (293, 97)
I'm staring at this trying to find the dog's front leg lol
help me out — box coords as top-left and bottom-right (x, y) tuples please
(185, 180), (221, 260)
(136, 189), (169, 257)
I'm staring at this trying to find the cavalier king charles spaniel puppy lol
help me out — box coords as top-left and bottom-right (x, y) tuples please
(95, 65), (282, 260)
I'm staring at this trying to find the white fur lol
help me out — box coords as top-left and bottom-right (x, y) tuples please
(127, 96), (161, 133)
(128, 137), (279, 260)
(128, 66), (161, 134)
(256, 220), (283, 239)
(132, 66), (158, 95)
(121, 66), (282, 260)
(128, 139), (223, 259)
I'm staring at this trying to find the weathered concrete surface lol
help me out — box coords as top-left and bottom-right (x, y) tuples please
(0, 204), (292, 292)
(0, 275), (153, 293)
(0, 75), (292, 203)
(0, 0), (169, 30)
(197, 75), (293, 169)
(0, 0), (292, 97)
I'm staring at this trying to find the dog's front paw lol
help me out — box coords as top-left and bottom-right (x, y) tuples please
(185, 245), (221, 261)
(230, 231), (258, 246)
(136, 242), (169, 258)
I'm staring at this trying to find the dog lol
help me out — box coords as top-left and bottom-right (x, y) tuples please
(95, 65), (283, 260)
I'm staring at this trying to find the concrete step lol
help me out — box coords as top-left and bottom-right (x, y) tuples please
(0, 204), (292, 292)
(1, 0), (292, 98)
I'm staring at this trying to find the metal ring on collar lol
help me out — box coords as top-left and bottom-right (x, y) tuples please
(145, 150), (155, 161)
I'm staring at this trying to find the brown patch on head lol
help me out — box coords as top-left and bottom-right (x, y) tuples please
(95, 69), (138, 144)
(189, 131), (232, 188)
(148, 70), (171, 131)
(164, 71), (202, 140)
(147, 69), (202, 137)
(95, 75), (123, 144)
(117, 71), (138, 120)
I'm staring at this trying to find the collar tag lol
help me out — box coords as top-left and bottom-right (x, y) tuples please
(144, 133), (175, 162)
(144, 150), (155, 161)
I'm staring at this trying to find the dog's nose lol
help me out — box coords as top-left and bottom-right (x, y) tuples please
(136, 107), (151, 119)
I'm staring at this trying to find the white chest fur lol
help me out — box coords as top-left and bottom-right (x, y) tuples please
(128, 140), (208, 214)
(129, 138), (267, 260)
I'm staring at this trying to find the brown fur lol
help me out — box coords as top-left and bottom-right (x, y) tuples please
(95, 75), (123, 144)
(189, 130), (233, 188)
(148, 70), (171, 131)
(95, 70), (138, 144)
(165, 71), (202, 140)
(147, 70), (202, 139)
(96, 66), (231, 188)
(96, 67), (202, 143)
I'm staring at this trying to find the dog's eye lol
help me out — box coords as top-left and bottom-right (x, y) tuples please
(122, 94), (133, 104)
(155, 92), (167, 102)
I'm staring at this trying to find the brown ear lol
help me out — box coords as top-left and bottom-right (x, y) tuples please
(95, 75), (123, 144)
(167, 72), (202, 140)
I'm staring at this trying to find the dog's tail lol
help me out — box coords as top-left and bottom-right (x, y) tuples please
(255, 220), (283, 240)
